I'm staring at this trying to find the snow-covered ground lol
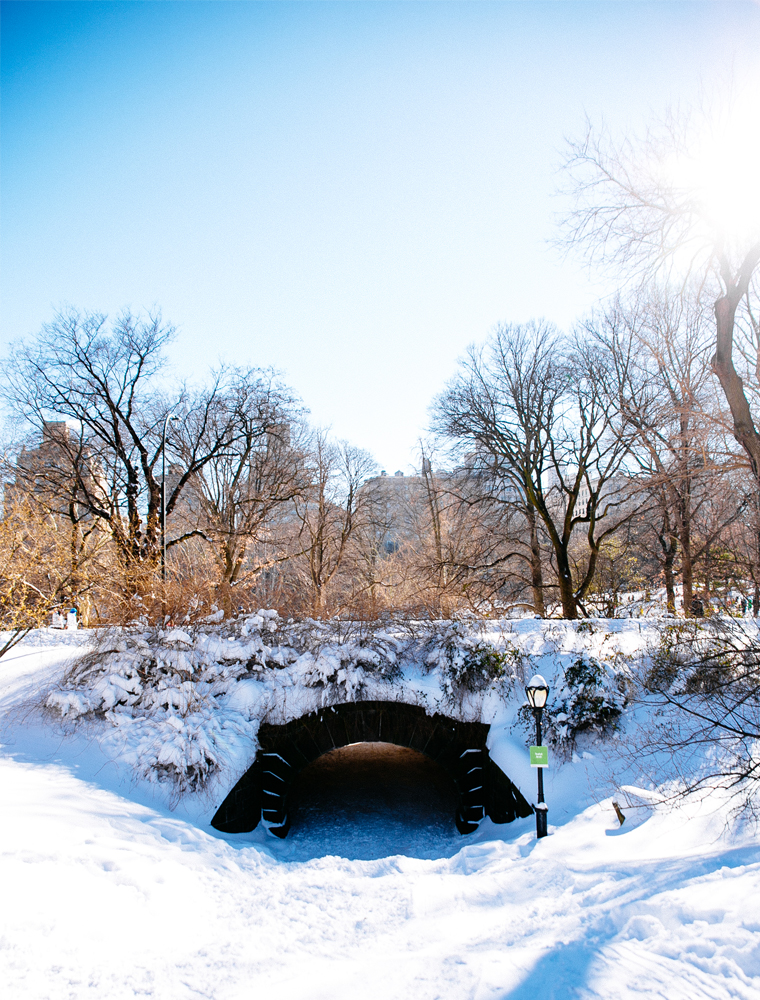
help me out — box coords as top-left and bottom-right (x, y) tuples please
(2, 628), (760, 999)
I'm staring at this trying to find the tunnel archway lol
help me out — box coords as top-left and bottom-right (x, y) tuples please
(211, 700), (532, 838)
(288, 742), (460, 846)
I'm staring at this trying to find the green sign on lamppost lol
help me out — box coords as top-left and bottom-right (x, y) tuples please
(529, 745), (549, 767)
(526, 673), (550, 839)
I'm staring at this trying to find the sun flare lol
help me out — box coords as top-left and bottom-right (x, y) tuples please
(664, 89), (760, 247)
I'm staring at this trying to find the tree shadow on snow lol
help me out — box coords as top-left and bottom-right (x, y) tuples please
(501, 939), (599, 1000)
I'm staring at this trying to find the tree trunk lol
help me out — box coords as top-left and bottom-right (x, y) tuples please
(711, 251), (760, 618)
(681, 523), (694, 616)
(755, 519), (760, 618)
(67, 507), (83, 605)
(555, 546), (577, 618)
(712, 246), (760, 479)
(712, 243), (760, 536)
(675, 480), (694, 616)
(422, 461), (447, 608)
(526, 505), (545, 616)
(662, 535), (677, 615)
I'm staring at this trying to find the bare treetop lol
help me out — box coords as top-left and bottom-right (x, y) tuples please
(561, 93), (760, 293)
(560, 88), (760, 492)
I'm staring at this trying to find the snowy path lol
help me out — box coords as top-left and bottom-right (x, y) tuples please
(2, 633), (760, 999)
(2, 749), (759, 1000)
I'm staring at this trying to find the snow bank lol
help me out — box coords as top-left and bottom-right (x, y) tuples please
(0, 749), (758, 1000)
(30, 614), (661, 802)
(2, 620), (760, 999)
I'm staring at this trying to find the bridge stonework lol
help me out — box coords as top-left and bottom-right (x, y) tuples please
(211, 700), (533, 838)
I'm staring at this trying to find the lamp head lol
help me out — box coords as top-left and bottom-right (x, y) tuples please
(525, 673), (550, 709)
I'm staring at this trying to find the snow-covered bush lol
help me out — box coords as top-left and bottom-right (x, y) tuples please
(48, 610), (294, 719)
(106, 710), (258, 796)
(44, 611), (417, 791)
(423, 622), (519, 702)
(295, 624), (403, 700)
(517, 640), (629, 752)
(644, 621), (703, 692)
(553, 653), (625, 742)
(644, 619), (755, 696)
(632, 618), (760, 809)
(45, 610), (290, 791)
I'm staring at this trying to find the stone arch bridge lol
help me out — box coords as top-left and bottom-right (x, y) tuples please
(211, 699), (533, 838)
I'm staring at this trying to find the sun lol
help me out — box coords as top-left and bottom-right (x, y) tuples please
(664, 87), (760, 251)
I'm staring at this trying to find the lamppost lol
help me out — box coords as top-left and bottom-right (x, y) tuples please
(525, 673), (550, 839)
(161, 412), (178, 583)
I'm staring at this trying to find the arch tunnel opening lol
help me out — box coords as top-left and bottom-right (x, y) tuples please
(288, 741), (460, 848)
(211, 701), (533, 841)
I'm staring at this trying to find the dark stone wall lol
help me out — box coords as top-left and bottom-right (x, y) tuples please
(211, 700), (532, 838)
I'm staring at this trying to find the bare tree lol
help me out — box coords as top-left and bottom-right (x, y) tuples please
(293, 431), (377, 613)
(339, 445), (537, 617)
(393, 453), (535, 616)
(171, 368), (307, 597)
(415, 454), (528, 615)
(561, 94), (760, 494)
(632, 618), (760, 811)
(2, 309), (235, 593)
(434, 321), (635, 618)
(592, 288), (739, 613)
(0, 488), (112, 652)
(427, 460), (549, 616)
(6, 422), (112, 612)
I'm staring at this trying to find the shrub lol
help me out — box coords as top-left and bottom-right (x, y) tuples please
(548, 654), (625, 748)
(423, 622), (518, 701)
(627, 618), (760, 812)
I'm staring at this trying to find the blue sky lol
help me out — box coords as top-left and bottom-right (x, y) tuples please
(2, 1), (760, 471)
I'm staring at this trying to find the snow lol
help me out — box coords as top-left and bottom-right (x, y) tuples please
(35, 613), (663, 803)
(2, 626), (760, 999)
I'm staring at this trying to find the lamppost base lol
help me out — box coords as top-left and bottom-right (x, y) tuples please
(535, 803), (548, 839)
